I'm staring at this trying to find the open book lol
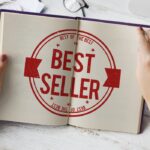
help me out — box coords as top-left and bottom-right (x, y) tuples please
(0, 10), (147, 133)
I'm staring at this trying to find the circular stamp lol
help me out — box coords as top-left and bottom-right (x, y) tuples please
(24, 29), (121, 117)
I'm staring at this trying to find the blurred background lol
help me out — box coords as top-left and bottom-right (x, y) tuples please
(1, 0), (150, 24)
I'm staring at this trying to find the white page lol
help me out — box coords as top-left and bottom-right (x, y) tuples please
(69, 20), (144, 133)
(0, 12), (78, 125)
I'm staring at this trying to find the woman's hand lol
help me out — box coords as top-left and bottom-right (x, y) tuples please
(137, 27), (150, 110)
(0, 54), (8, 90)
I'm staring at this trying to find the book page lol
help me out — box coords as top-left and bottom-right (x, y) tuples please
(69, 20), (144, 133)
(0, 12), (79, 125)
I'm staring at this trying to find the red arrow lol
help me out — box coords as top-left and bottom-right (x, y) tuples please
(24, 57), (42, 78)
(103, 68), (121, 88)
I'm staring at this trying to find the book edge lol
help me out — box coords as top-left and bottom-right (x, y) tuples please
(0, 9), (150, 28)
(0, 12), (4, 55)
(139, 99), (145, 134)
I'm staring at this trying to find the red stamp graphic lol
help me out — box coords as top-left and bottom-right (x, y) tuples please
(24, 29), (121, 117)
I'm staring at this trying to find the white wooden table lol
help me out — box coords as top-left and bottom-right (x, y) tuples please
(0, 116), (150, 150)
(0, 0), (150, 149)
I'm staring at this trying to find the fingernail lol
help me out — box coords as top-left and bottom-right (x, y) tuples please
(2, 54), (7, 62)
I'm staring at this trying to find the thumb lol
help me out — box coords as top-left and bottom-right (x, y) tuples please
(0, 54), (8, 73)
(0, 54), (8, 90)
(137, 27), (150, 53)
(137, 27), (147, 44)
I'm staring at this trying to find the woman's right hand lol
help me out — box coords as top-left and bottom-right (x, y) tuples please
(137, 27), (150, 110)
